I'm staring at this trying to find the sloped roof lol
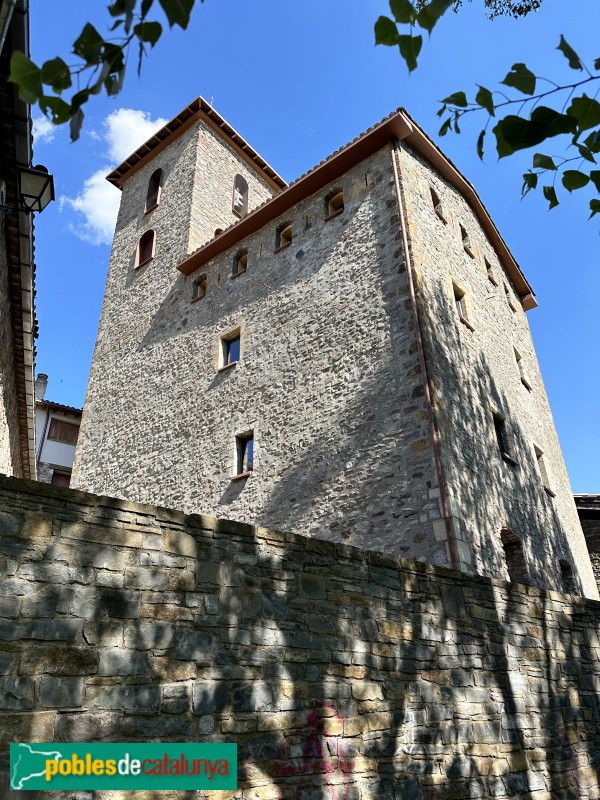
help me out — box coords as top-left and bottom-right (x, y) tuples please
(175, 106), (536, 309)
(106, 96), (287, 192)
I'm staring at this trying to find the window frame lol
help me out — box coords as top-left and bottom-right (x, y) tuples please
(324, 189), (344, 221)
(534, 444), (555, 497)
(232, 174), (249, 218)
(275, 222), (293, 252)
(145, 168), (163, 213)
(232, 431), (254, 480)
(135, 229), (156, 269)
(47, 418), (79, 446)
(218, 326), (242, 372)
(452, 281), (474, 332)
(232, 249), (248, 279)
(430, 187), (447, 223)
(460, 224), (475, 258)
(191, 274), (207, 302)
(493, 412), (518, 466)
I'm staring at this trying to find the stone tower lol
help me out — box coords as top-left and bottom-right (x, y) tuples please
(72, 99), (597, 599)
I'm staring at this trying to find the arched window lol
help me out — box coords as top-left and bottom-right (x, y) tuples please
(135, 230), (155, 268)
(275, 222), (292, 250)
(233, 249), (248, 277)
(325, 189), (344, 218)
(559, 560), (577, 595)
(192, 274), (207, 301)
(500, 529), (528, 586)
(232, 174), (249, 217)
(145, 169), (162, 212)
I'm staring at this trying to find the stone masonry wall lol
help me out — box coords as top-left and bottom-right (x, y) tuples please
(394, 143), (597, 599)
(73, 145), (446, 566)
(0, 217), (21, 477)
(1, 476), (600, 800)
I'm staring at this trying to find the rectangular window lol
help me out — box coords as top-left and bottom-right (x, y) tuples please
(505, 283), (517, 313)
(453, 282), (474, 331)
(485, 258), (498, 286)
(514, 348), (532, 390)
(47, 419), (79, 446)
(493, 413), (517, 465)
(236, 433), (254, 475)
(50, 470), (71, 487)
(219, 328), (241, 370)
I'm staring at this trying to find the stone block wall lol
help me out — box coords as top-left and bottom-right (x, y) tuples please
(1, 475), (600, 800)
(395, 142), (597, 598)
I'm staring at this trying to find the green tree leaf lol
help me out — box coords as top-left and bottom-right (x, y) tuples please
(501, 62), (536, 95)
(476, 129), (485, 160)
(577, 144), (597, 163)
(416, 0), (453, 33)
(493, 107), (577, 158)
(543, 185), (559, 209)
(40, 57), (72, 93)
(39, 95), (72, 124)
(562, 170), (590, 192)
(587, 170), (600, 192)
(522, 171), (538, 196)
(398, 34), (422, 71)
(69, 107), (85, 142)
(158, 0), (194, 29)
(374, 16), (399, 45)
(475, 86), (495, 116)
(556, 35), (583, 70)
(567, 95), (600, 133)
(589, 199), (600, 218)
(442, 91), (468, 107)
(73, 23), (104, 63)
(439, 117), (451, 136)
(8, 51), (42, 103)
(532, 153), (556, 170)
(134, 21), (163, 46)
(389, 0), (416, 24)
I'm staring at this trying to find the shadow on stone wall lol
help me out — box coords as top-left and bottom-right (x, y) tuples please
(0, 477), (599, 800)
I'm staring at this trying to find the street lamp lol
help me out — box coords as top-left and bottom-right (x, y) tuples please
(17, 165), (55, 214)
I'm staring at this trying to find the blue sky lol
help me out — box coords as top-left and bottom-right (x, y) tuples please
(29, 0), (599, 491)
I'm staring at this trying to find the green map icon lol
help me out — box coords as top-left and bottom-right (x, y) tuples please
(10, 743), (63, 790)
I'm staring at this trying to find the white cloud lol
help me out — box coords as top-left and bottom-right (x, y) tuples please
(32, 116), (56, 144)
(61, 170), (121, 246)
(62, 108), (168, 246)
(103, 108), (168, 164)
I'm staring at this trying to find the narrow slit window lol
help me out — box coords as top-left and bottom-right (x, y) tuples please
(485, 258), (498, 286)
(505, 283), (517, 313)
(192, 274), (207, 301)
(136, 230), (155, 268)
(145, 168), (162, 212)
(501, 529), (528, 585)
(232, 249), (248, 277)
(559, 560), (577, 595)
(430, 187), (446, 222)
(236, 432), (254, 475)
(534, 445), (554, 495)
(514, 348), (532, 390)
(460, 224), (474, 257)
(453, 283), (466, 320)
(232, 174), (249, 217)
(325, 189), (344, 218)
(275, 222), (293, 250)
(493, 413), (516, 465)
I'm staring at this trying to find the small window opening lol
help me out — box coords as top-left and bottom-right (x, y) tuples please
(559, 560), (577, 595)
(460, 224), (474, 257)
(430, 187), (446, 222)
(453, 282), (473, 330)
(221, 330), (241, 368)
(235, 432), (254, 476)
(514, 348), (532, 390)
(534, 445), (554, 496)
(136, 230), (155, 268)
(232, 249), (248, 277)
(325, 189), (344, 218)
(192, 274), (207, 301)
(485, 258), (498, 286)
(493, 413), (517, 465)
(501, 529), (528, 585)
(275, 222), (293, 250)
(214, 228), (224, 237)
(505, 283), (517, 313)
(145, 168), (162, 212)
(232, 174), (249, 217)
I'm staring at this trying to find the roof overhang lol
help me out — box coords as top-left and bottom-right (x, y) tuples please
(175, 107), (536, 308)
(0, 0), (37, 479)
(107, 96), (287, 193)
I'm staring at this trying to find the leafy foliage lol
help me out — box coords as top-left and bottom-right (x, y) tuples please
(8, 0), (203, 140)
(375, 1), (600, 218)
